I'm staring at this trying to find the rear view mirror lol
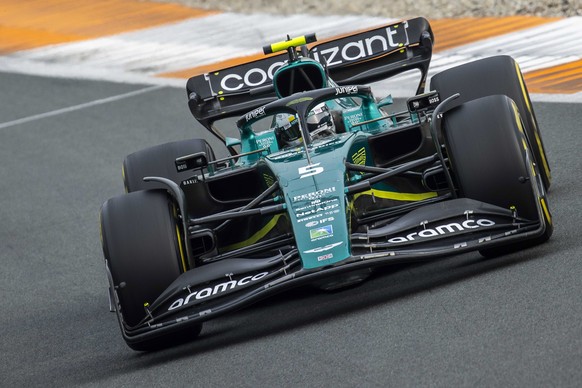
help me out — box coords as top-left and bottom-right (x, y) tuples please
(175, 152), (208, 172)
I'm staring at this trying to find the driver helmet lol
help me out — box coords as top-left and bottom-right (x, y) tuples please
(307, 103), (335, 140)
(275, 113), (302, 147)
(276, 103), (336, 147)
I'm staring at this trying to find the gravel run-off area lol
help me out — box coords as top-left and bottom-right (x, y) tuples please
(154, 0), (581, 18)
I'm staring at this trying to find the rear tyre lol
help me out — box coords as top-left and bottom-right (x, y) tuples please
(431, 55), (551, 191)
(100, 190), (202, 350)
(443, 95), (552, 257)
(123, 139), (215, 192)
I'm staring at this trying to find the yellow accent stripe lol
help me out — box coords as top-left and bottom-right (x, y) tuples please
(171, 204), (188, 272)
(175, 224), (188, 272)
(515, 61), (533, 117)
(540, 197), (552, 225)
(222, 214), (284, 251)
(515, 62), (552, 182)
(512, 104), (538, 178)
(353, 189), (438, 202)
(531, 163), (537, 177)
(511, 102), (525, 135)
(534, 131), (551, 181)
(121, 163), (128, 193)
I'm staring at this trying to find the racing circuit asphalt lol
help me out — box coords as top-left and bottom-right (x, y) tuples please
(1, 71), (581, 387)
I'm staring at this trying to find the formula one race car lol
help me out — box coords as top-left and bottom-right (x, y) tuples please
(100, 17), (553, 350)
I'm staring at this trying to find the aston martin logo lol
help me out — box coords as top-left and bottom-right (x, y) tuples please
(303, 241), (343, 253)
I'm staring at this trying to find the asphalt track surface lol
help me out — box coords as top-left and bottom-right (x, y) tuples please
(1, 71), (581, 387)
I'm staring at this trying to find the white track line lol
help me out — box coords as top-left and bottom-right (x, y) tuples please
(0, 85), (163, 129)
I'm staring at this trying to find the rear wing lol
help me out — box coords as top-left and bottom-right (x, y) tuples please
(317, 17), (433, 88)
(186, 17), (433, 135)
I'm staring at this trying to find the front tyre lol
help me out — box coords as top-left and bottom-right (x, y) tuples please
(431, 55), (551, 191)
(100, 190), (201, 350)
(443, 95), (552, 256)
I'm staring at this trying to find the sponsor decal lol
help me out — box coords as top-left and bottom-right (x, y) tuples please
(297, 213), (323, 223)
(304, 241), (343, 254)
(296, 203), (339, 218)
(295, 198), (337, 212)
(345, 111), (364, 126)
(408, 91), (441, 112)
(306, 216), (335, 228)
(256, 136), (275, 150)
(245, 106), (266, 121)
(268, 148), (302, 160)
(311, 138), (343, 150)
(429, 95), (440, 105)
(310, 225), (333, 240)
(295, 197), (340, 223)
(335, 86), (358, 95)
(211, 22), (410, 93)
(297, 214), (339, 228)
(295, 198), (338, 213)
(411, 96), (438, 110)
(219, 60), (286, 92)
(317, 253), (333, 261)
(311, 24), (409, 67)
(293, 187), (336, 202)
(168, 272), (269, 311)
(387, 219), (496, 243)
(182, 178), (199, 186)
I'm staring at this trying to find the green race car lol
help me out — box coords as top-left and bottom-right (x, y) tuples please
(100, 17), (552, 350)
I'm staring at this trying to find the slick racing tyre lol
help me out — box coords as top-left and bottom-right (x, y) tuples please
(100, 190), (202, 350)
(443, 95), (552, 257)
(123, 138), (215, 192)
(431, 55), (551, 191)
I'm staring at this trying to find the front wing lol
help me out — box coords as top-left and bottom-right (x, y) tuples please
(108, 197), (548, 345)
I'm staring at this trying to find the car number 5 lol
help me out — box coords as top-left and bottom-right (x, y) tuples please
(299, 163), (324, 179)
